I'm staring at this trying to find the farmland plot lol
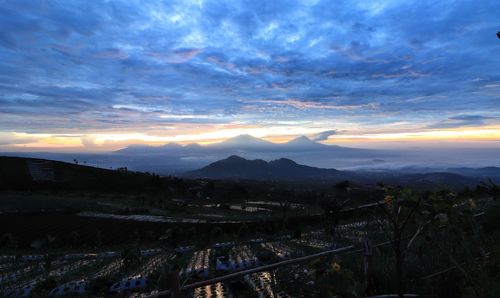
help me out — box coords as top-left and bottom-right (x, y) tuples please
(181, 249), (211, 278)
(192, 282), (232, 298)
(244, 271), (290, 298)
(2, 259), (98, 297)
(291, 237), (332, 251)
(109, 252), (173, 293)
(259, 242), (300, 260)
(216, 245), (259, 272)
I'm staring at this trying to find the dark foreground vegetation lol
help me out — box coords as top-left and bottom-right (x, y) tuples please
(1, 156), (500, 297)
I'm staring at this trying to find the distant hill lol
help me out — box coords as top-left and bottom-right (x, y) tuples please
(184, 155), (344, 181)
(1, 155), (490, 191)
(387, 172), (481, 190)
(445, 167), (500, 181)
(0, 156), (166, 193)
(183, 155), (485, 189)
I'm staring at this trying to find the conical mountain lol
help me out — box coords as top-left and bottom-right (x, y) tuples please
(209, 134), (275, 149)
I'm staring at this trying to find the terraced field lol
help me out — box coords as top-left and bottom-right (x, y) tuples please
(0, 226), (361, 297)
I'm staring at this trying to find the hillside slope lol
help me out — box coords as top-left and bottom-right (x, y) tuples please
(184, 155), (345, 181)
(0, 156), (165, 193)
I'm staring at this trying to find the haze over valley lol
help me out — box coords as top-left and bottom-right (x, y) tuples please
(3, 134), (500, 176)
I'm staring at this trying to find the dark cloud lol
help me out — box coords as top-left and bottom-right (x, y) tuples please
(428, 115), (494, 129)
(0, 0), (499, 135)
(450, 115), (493, 121)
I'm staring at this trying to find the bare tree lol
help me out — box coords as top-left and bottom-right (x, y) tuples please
(373, 187), (422, 298)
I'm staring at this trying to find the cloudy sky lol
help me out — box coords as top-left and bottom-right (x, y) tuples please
(0, 0), (499, 151)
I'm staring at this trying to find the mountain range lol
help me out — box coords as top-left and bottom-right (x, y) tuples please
(115, 134), (359, 154)
(2, 134), (499, 176)
(112, 134), (382, 171)
(184, 155), (500, 189)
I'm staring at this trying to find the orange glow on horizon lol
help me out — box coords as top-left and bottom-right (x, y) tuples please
(322, 126), (500, 143)
(1, 125), (499, 151)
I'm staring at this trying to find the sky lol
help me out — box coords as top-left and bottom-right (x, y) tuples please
(0, 0), (499, 152)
